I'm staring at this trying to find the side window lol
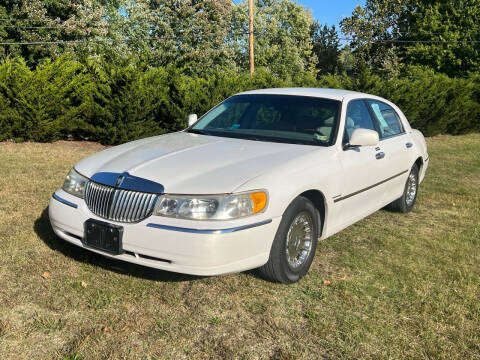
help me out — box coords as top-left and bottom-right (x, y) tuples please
(344, 100), (376, 142)
(367, 100), (404, 138)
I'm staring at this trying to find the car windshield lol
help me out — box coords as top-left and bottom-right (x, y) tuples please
(189, 94), (341, 146)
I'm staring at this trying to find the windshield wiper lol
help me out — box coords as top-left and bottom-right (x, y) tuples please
(187, 129), (210, 135)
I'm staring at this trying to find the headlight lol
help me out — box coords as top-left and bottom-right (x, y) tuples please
(153, 191), (268, 220)
(62, 168), (88, 198)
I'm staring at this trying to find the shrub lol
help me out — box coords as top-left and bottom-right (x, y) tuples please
(0, 56), (478, 144)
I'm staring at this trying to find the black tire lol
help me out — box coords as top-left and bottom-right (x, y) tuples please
(258, 196), (320, 284)
(388, 164), (419, 213)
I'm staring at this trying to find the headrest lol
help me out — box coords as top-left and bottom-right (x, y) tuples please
(347, 117), (355, 128)
(323, 117), (334, 126)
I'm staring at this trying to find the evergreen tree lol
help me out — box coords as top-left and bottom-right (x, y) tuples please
(311, 22), (341, 75)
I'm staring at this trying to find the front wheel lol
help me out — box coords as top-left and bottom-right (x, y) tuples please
(388, 164), (419, 213)
(258, 196), (319, 284)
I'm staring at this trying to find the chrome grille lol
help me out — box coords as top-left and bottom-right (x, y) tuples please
(84, 182), (158, 223)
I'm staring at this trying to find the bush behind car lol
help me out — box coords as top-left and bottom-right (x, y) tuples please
(0, 56), (478, 144)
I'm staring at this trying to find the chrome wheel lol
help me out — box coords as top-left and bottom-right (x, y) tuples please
(285, 211), (314, 270)
(405, 172), (417, 206)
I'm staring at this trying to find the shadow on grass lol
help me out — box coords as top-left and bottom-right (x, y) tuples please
(34, 207), (202, 283)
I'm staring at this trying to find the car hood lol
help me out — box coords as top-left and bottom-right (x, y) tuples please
(75, 132), (317, 194)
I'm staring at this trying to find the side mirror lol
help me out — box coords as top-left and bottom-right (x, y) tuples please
(348, 128), (379, 147)
(188, 114), (198, 127)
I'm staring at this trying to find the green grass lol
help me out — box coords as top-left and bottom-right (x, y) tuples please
(0, 135), (479, 359)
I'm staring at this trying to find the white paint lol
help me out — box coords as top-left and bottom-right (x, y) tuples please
(49, 88), (429, 276)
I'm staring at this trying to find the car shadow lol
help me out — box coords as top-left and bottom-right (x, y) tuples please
(34, 207), (202, 283)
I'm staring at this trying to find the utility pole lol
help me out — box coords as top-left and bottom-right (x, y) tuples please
(248, 0), (254, 75)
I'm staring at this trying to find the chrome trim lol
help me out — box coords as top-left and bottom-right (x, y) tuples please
(84, 182), (158, 223)
(375, 151), (386, 159)
(379, 132), (406, 141)
(286, 211), (313, 270)
(146, 219), (273, 234)
(52, 193), (78, 209)
(334, 169), (409, 203)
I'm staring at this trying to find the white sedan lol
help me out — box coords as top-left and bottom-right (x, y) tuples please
(49, 88), (429, 283)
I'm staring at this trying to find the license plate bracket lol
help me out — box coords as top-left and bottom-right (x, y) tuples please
(84, 219), (123, 255)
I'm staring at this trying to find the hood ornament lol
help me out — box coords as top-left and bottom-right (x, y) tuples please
(115, 174), (126, 188)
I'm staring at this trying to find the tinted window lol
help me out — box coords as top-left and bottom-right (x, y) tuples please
(367, 100), (404, 138)
(191, 95), (341, 146)
(344, 100), (376, 142)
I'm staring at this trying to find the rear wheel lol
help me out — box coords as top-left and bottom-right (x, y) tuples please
(388, 164), (419, 213)
(259, 196), (319, 284)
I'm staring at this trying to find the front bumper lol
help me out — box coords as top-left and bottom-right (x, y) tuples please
(49, 189), (280, 276)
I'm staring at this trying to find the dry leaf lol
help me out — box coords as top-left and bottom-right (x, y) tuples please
(41, 272), (51, 279)
(323, 280), (331, 286)
(81, 281), (88, 288)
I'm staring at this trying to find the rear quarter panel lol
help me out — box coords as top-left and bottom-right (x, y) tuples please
(411, 129), (429, 182)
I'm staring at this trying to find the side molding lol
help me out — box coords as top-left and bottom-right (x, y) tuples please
(52, 193), (78, 209)
(146, 219), (273, 234)
(334, 170), (409, 203)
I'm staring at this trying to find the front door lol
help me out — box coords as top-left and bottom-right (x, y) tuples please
(336, 100), (387, 228)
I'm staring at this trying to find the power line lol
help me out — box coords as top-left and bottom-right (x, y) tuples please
(1, 31), (480, 47)
(0, 25), (78, 29)
(0, 40), (108, 46)
(1, 38), (479, 46)
(1, 17), (479, 40)
(338, 38), (480, 43)
(1, 25), (478, 42)
(0, 17), (107, 24)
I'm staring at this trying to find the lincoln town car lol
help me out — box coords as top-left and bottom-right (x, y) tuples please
(49, 88), (429, 283)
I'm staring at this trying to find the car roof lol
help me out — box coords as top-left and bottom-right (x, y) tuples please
(236, 88), (374, 101)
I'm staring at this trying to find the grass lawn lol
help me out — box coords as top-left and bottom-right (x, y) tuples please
(0, 134), (479, 359)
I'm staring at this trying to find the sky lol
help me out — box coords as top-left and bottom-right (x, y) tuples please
(297, 0), (365, 28)
(232, 1), (366, 30)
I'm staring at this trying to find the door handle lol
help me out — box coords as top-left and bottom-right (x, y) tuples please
(376, 152), (385, 160)
(406, 142), (413, 148)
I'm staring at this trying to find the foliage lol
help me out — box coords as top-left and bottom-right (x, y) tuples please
(230, 0), (317, 80)
(0, 56), (93, 142)
(341, 0), (480, 77)
(0, 0), (109, 66)
(340, 0), (406, 76)
(0, 1), (479, 142)
(143, 0), (236, 74)
(0, 56), (478, 144)
(311, 23), (341, 76)
(0, 0), (320, 78)
(401, 0), (480, 77)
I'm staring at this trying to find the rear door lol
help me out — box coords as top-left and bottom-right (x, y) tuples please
(365, 99), (416, 205)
